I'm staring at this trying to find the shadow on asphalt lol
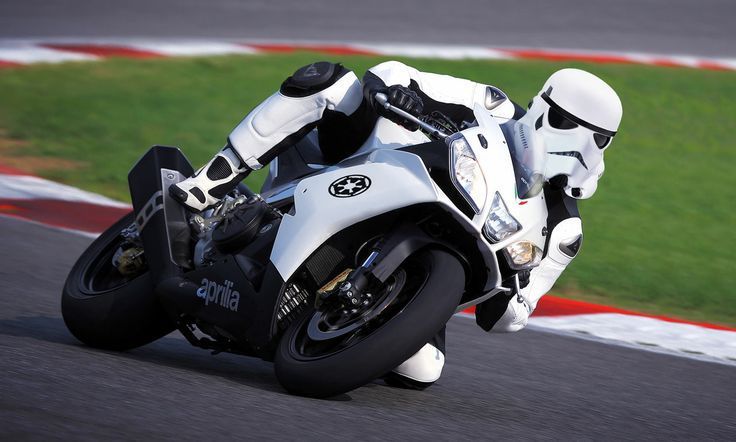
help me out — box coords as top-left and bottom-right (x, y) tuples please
(0, 315), (75, 345)
(0, 315), (280, 391)
(0, 314), (358, 400)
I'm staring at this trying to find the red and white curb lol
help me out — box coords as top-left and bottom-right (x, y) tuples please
(1, 38), (735, 71)
(0, 165), (130, 237)
(1, 165), (735, 364)
(529, 314), (736, 362)
(460, 298), (736, 366)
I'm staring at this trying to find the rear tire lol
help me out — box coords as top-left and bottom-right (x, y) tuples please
(61, 213), (175, 351)
(274, 249), (464, 398)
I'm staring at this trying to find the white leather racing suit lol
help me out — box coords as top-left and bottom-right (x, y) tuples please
(222, 60), (584, 389)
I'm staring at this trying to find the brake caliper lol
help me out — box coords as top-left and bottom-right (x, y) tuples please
(315, 268), (372, 312)
(112, 223), (146, 276)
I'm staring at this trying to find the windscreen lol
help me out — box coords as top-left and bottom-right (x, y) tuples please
(500, 120), (546, 199)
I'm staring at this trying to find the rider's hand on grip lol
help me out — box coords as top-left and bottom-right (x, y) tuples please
(377, 85), (424, 131)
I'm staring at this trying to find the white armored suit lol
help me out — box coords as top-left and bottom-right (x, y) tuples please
(170, 60), (623, 390)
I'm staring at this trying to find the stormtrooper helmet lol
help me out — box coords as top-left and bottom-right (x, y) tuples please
(517, 68), (623, 199)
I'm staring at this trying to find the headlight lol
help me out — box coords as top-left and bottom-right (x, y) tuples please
(503, 240), (543, 270)
(483, 192), (521, 242)
(448, 135), (487, 213)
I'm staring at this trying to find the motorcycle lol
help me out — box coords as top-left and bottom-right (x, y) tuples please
(61, 93), (548, 397)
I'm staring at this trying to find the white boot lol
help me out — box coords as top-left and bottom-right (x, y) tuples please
(383, 343), (445, 390)
(169, 145), (250, 211)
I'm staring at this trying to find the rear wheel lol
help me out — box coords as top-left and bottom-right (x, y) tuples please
(274, 249), (464, 398)
(61, 212), (175, 351)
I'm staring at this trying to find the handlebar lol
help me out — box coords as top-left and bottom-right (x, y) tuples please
(374, 93), (451, 140)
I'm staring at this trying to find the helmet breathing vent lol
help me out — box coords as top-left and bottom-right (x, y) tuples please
(549, 151), (588, 170)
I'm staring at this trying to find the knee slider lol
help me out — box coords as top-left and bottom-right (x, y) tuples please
(280, 61), (350, 97)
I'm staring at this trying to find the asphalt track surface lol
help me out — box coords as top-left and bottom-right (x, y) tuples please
(1, 0), (735, 57)
(1, 215), (735, 439)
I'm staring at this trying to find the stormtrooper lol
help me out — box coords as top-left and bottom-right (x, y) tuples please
(169, 60), (623, 390)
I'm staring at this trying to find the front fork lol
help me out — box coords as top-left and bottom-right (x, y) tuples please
(315, 223), (459, 312)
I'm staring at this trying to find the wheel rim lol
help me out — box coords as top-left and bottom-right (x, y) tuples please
(305, 269), (408, 341)
(287, 257), (431, 361)
(79, 232), (146, 295)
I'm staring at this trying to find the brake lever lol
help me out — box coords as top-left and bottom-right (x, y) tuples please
(374, 93), (450, 140)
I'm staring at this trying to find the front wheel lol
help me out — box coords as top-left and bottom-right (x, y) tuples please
(274, 249), (465, 398)
(61, 212), (175, 351)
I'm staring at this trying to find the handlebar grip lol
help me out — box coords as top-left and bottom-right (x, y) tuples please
(372, 92), (450, 140)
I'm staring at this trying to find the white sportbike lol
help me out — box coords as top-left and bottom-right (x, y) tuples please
(61, 94), (548, 398)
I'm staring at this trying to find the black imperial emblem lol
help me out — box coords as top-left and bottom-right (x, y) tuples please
(329, 175), (372, 198)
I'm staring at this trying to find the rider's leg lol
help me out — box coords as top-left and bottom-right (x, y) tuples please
(170, 61), (364, 211)
(383, 326), (446, 390)
(168, 144), (251, 211)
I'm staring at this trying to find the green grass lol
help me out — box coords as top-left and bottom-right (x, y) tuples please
(1, 53), (734, 325)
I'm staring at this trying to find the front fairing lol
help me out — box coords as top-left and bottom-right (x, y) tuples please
(451, 105), (548, 258)
(356, 105), (548, 257)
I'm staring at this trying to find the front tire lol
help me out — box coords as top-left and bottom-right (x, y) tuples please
(274, 249), (465, 398)
(61, 212), (175, 351)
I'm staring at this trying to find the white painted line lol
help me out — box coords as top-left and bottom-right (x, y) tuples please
(0, 213), (100, 239)
(711, 57), (736, 70)
(526, 323), (736, 368)
(129, 41), (258, 57)
(657, 55), (703, 68)
(455, 312), (736, 367)
(530, 313), (736, 360)
(3, 39), (735, 71)
(359, 44), (509, 60)
(0, 44), (98, 64)
(0, 174), (129, 208)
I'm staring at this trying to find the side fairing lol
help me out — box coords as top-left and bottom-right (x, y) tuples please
(269, 149), (442, 281)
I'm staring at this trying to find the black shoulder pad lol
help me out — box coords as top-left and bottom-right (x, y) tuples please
(280, 62), (349, 98)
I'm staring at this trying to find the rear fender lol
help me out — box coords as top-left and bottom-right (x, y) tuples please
(128, 146), (194, 282)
